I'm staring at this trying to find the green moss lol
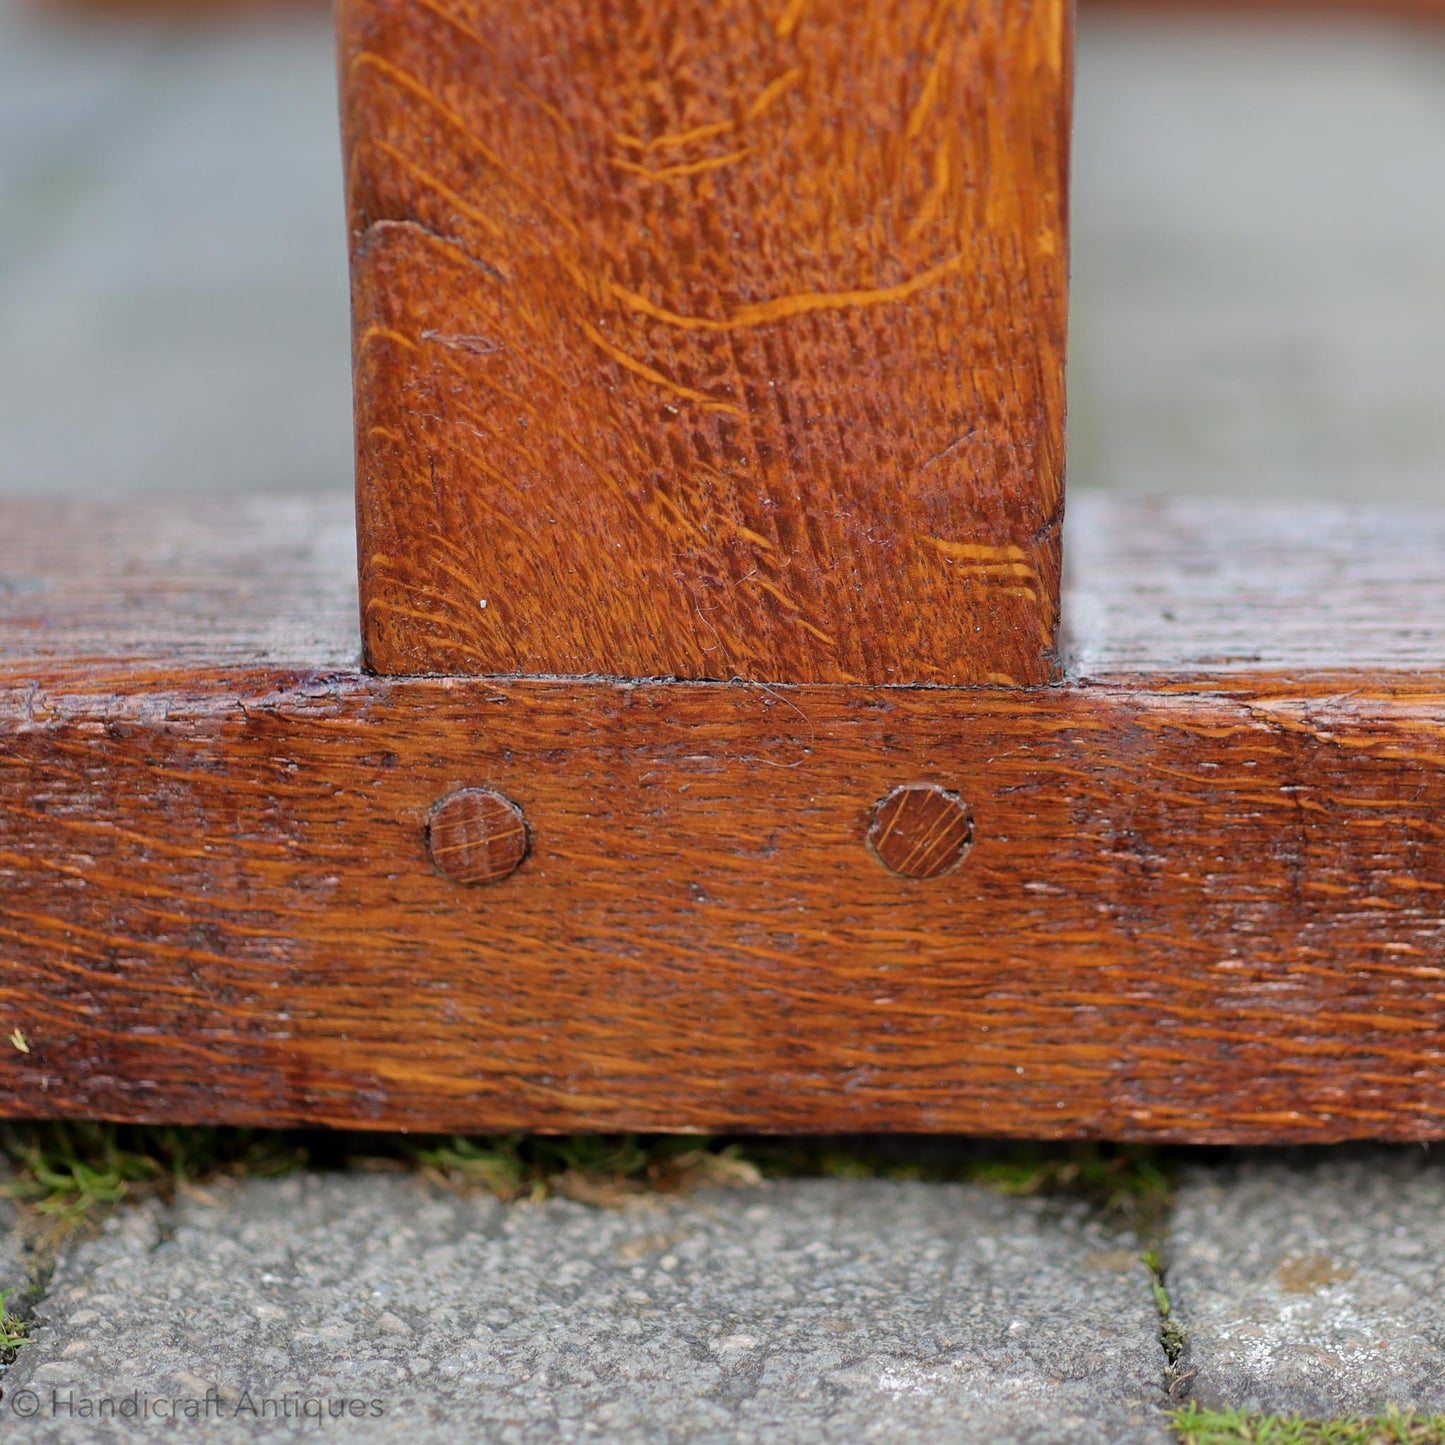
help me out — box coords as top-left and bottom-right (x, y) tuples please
(1172, 1404), (1445, 1444)
(0, 1286), (28, 1364)
(2, 1125), (1174, 1230)
(395, 1132), (761, 1204)
(0, 1125), (761, 1226)
(1144, 1247), (1191, 1399)
(0, 1123), (304, 1231)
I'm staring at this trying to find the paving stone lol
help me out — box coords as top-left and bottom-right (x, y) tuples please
(1168, 1149), (1445, 1416)
(1, 1174), (1169, 1443)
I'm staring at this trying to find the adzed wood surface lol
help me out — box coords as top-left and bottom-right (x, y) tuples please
(339, 0), (1071, 686)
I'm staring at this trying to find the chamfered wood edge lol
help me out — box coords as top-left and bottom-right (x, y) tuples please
(3, 666), (1445, 1143)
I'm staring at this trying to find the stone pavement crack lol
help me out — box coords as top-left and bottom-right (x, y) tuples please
(1145, 1247), (1195, 1413)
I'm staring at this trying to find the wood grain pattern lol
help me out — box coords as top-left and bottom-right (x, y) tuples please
(1062, 494), (1445, 678)
(427, 787), (530, 884)
(8, 492), (1444, 682)
(867, 784), (973, 879)
(4, 669), (1445, 1141)
(0, 494), (359, 675)
(339, 0), (1071, 686)
(4, 492), (1444, 1142)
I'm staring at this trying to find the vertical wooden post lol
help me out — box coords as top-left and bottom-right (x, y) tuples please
(339, 0), (1071, 685)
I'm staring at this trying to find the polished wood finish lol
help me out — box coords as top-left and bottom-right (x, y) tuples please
(9, 0), (1441, 1145)
(5, 669), (1444, 1142)
(4, 493), (1445, 1142)
(339, 0), (1071, 686)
